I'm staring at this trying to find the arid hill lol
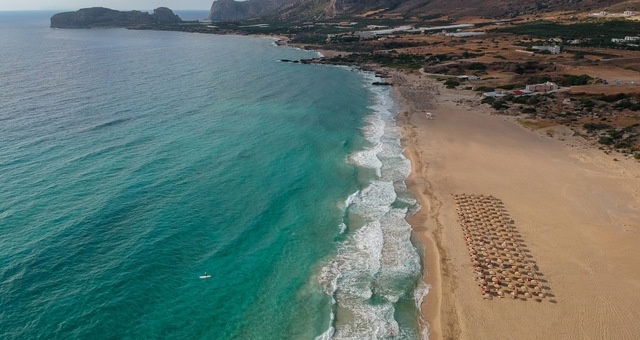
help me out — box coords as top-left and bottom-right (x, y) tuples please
(209, 0), (628, 22)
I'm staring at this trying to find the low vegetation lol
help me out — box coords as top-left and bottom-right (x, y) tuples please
(495, 19), (640, 49)
(479, 90), (640, 155)
(325, 52), (425, 69)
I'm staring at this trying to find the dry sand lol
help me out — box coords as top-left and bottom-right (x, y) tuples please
(392, 72), (640, 339)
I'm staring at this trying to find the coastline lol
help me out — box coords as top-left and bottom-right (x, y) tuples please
(389, 71), (453, 339)
(47, 20), (640, 337)
(390, 70), (640, 339)
(32, 20), (640, 336)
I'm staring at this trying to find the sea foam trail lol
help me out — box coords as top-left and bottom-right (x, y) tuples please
(318, 72), (423, 339)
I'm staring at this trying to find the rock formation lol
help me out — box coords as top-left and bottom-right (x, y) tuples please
(209, 0), (288, 22)
(50, 7), (182, 29)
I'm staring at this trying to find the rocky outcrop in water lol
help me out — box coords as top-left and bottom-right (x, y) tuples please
(50, 7), (182, 29)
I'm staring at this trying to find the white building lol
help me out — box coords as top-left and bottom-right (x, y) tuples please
(589, 11), (609, 17)
(525, 81), (558, 92)
(532, 45), (561, 54)
(445, 32), (486, 37)
(612, 36), (640, 44)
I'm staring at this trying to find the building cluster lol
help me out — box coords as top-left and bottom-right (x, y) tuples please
(483, 82), (559, 98)
(611, 36), (640, 47)
(482, 81), (560, 97)
(328, 23), (484, 41)
(588, 10), (636, 17)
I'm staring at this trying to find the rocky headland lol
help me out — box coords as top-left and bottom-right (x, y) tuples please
(50, 7), (182, 29)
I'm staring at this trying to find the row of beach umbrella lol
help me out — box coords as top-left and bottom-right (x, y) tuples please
(453, 193), (548, 301)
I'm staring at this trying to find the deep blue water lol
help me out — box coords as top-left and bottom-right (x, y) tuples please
(0, 11), (424, 339)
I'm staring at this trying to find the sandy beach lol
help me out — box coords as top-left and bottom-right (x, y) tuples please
(392, 72), (640, 339)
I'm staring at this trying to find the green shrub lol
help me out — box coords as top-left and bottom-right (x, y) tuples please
(476, 86), (495, 92)
(608, 129), (623, 138)
(578, 98), (595, 108)
(462, 51), (484, 58)
(614, 99), (640, 111)
(467, 62), (487, 70)
(499, 83), (524, 90)
(583, 123), (610, 131)
(444, 79), (460, 88)
(512, 96), (529, 104)
(598, 136), (614, 145)
(597, 93), (629, 102)
(481, 96), (495, 104)
(615, 138), (633, 149)
(560, 74), (593, 86)
(492, 100), (508, 110)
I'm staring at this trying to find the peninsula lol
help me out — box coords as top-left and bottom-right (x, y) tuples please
(50, 7), (182, 29)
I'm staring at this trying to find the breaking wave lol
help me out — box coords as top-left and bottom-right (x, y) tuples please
(318, 72), (424, 339)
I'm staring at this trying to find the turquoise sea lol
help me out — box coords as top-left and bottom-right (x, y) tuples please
(0, 11), (425, 339)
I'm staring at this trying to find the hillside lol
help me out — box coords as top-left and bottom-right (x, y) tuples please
(209, 0), (630, 22)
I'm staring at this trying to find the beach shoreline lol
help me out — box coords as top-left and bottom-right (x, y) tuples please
(284, 36), (640, 337)
(389, 71), (455, 339)
(390, 70), (640, 339)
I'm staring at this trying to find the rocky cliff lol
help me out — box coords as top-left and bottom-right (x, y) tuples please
(50, 7), (182, 29)
(209, 0), (289, 22)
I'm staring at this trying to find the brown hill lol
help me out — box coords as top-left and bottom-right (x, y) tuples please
(209, 0), (629, 22)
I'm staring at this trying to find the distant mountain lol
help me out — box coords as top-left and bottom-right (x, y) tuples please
(209, 0), (289, 21)
(51, 7), (182, 29)
(208, 0), (629, 22)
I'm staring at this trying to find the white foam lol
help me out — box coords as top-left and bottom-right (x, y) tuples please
(349, 145), (382, 176)
(316, 326), (335, 340)
(414, 281), (431, 340)
(345, 191), (358, 208)
(315, 289), (336, 340)
(414, 281), (430, 311)
(317, 71), (424, 340)
(0, 209), (12, 219)
(338, 222), (347, 234)
(348, 180), (396, 219)
(361, 114), (386, 142)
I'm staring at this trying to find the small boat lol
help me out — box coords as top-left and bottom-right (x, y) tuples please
(199, 272), (211, 279)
